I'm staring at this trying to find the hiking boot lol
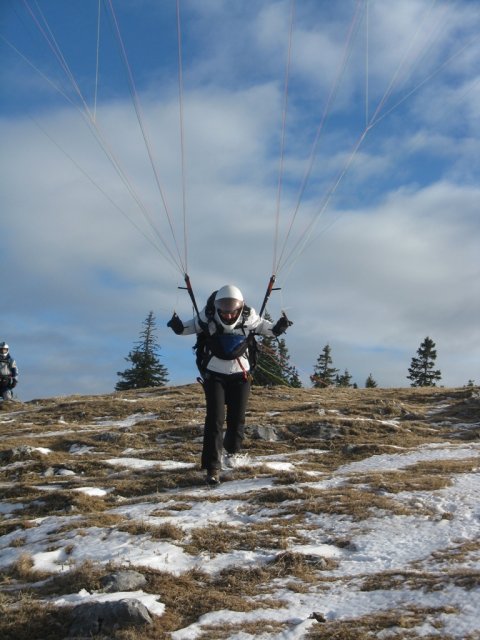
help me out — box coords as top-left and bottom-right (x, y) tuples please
(206, 469), (220, 486)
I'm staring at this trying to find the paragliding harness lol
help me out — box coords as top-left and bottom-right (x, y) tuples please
(0, 355), (16, 389)
(0, 375), (11, 387)
(193, 291), (259, 380)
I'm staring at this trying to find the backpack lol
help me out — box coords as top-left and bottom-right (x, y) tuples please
(193, 291), (259, 376)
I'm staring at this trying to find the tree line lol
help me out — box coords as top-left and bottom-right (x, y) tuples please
(116, 312), (448, 391)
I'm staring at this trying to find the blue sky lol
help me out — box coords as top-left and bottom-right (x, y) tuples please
(1, 0), (479, 400)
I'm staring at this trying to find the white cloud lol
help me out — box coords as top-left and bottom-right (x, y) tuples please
(1, 1), (479, 397)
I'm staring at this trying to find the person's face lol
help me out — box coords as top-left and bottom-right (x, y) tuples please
(216, 298), (243, 325)
(218, 309), (241, 324)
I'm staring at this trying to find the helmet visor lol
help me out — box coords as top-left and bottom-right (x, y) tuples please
(216, 297), (243, 324)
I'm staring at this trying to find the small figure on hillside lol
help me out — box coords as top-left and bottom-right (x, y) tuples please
(167, 284), (292, 485)
(0, 342), (19, 401)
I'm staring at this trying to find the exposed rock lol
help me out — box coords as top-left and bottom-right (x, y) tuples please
(309, 611), (327, 623)
(100, 570), (147, 593)
(288, 423), (338, 439)
(342, 443), (384, 456)
(95, 431), (121, 443)
(0, 445), (37, 462)
(55, 468), (76, 476)
(68, 599), (152, 636)
(249, 424), (279, 441)
(43, 466), (75, 477)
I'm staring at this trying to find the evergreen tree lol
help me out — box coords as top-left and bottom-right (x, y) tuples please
(336, 369), (353, 387)
(277, 337), (302, 388)
(365, 373), (378, 388)
(310, 344), (338, 388)
(252, 320), (283, 386)
(407, 336), (441, 387)
(116, 311), (169, 390)
(252, 313), (300, 386)
(287, 363), (302, 388)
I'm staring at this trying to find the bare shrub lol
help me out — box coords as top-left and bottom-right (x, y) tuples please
(9, 536), (27, 548)
(9, 553), (35, 580)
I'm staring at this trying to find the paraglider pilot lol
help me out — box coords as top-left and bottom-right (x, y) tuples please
(168, 285), (292, 485)
(0, 342), (19, 401)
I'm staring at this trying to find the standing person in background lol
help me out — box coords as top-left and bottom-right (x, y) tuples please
(168, 284), (292, 485)
(0, 342), (19, 401)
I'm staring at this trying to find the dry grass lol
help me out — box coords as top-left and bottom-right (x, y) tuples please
(139, 567), (284, 634)
(0, 593), (71, 640)
(360, 568), (480, 593)
(1, 384), (479, 639)
(15, 489), (111, 518)
(407, 457), (480, 475)
(348, 457), (480, 496)
(4, 553), (36, 581)
(35, 560), (105, 596)
(351, 470), (453, 494)
(306, 605), (458, 639)
(247, 484), (416, 519)
(196, 620), (287, 639)
(111, 468), (204, 496)
(428, 539), (480, 566)
(184, 519), (309, 555)
(268, 550), (339, 577)
(118, 521), (184, 541)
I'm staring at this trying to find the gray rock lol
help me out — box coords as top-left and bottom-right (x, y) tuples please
(101, 570), (147, 592)
(55, 468), (76, 476)
(288, 423), (338, 439)
(95, 431), (121, 443)
(249, 425), (279, 441)
(0, 445), (37, 462)
(68, 599), (152, 636)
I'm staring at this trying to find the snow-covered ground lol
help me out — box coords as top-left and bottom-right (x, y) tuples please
(0, 386), (479, 638)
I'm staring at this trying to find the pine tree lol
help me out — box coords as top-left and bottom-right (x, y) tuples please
(277, 337), (302, 388)
(252, 327), (283, 387)
(116, 311), (169, 390)
(407, 336), (441, 387)
(287, 363), (302, 388)
(365, 373), (378, 388)
(252, 313), (300, 386)
(310, 344), (338, 388)
(336, 369), (353, 387)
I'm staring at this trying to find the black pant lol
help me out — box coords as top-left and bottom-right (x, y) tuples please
(201, 372), (251, 471)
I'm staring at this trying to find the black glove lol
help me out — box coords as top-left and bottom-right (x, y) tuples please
(10, 378), (17, 388)
(167, 312), (184, 335)
(272, 312), (293, 336)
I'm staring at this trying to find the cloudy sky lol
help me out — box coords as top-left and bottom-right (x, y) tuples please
(1, 0), (479, 400)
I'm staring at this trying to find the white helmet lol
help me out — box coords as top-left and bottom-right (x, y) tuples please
(0, 342), (8, 359)
(214, 285), (244, 332)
